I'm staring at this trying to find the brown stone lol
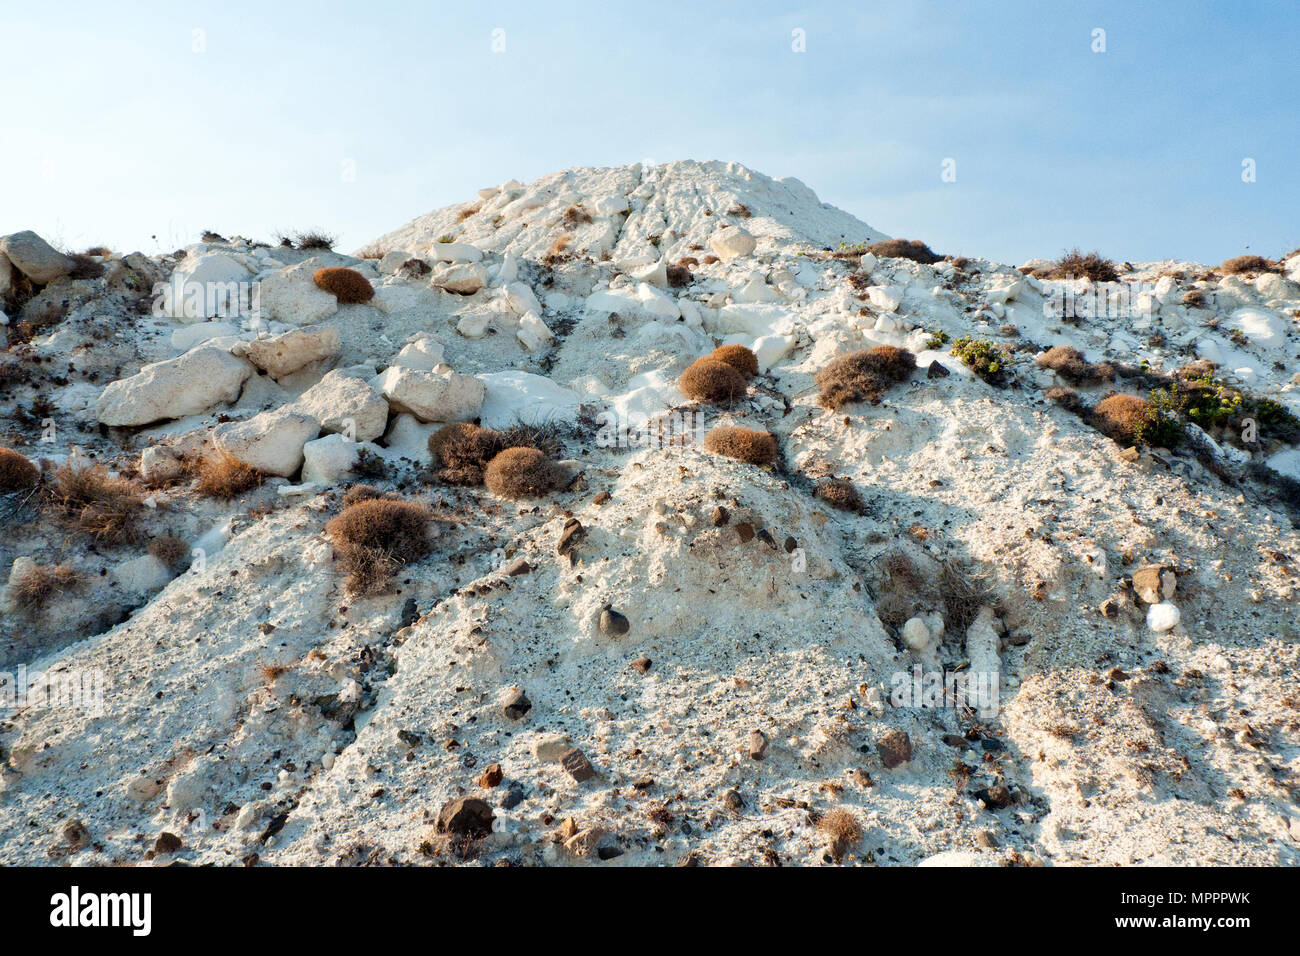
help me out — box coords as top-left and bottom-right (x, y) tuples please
(437, 796), (494, 837)
(502, 687), (532, 720)
(711, 505), (729, 526)
(559, 747), (596, 783)
(630, 657), (652, 674)
(748, 729), (768, 760)
(877, 729), (912, 769)
(154, 832), (182, 855)
(592, 491), (611, 505)
(735, 522), (755, 543)
(479, 763), (504, 788)
(599, 607), (630, 637)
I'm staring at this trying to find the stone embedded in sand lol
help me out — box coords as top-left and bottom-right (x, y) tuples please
(599, 606), (630, 637)
(431, 262), (488, 295)
(373, 365), (485, 423)
(391, 334), (445, 371)
(139, 445), (183, 484)
(867, 286), (903, 312)
(429, 241), (483, 263)
(301, 434), (379, 485)
(479, 763), (504, 788)
(95, 346), (254, 426)
(926, 360), (951, 379)
(232, 324), (341, 379)
(901, 616), (932, 652)
(212, 408), (320, 477)
(630, 657), (652, 674)
(0, 230), (76, 284)
(456, 312), (490, 338)
(877, 729), (912, 769)
(709, 225), (756, 260)
(292, 370), (389, 443)
(975, 785), (1014, 811)
(559, 747), (596, 783)
(437, 797), (494, 838)
(749, 730), (768, 761)
(557, 518), (584, 559)
(516, 311), (554, 352)
(533, 733), (572, 762)
(1131, 564), (1176, 604)
(502, 687), (532, 721)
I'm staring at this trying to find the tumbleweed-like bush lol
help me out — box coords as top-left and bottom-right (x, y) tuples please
(679, 358), (748, 403)
(313, 266), (374, 304)
(815, 346), (916, 409)
(483, 447), (562, 499)
(709, 344), (759, 379)
(702, 426), (778, 465)
(325, 498), (433, 595)
(0, 447), (40, 493)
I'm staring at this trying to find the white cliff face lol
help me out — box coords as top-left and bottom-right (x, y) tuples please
(0, 161), (1298, 868)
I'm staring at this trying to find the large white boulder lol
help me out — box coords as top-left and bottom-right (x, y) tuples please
(709, 225), (756, 260)
(232, 325), (341, 379)
(0, 230), (76, 284)
(431, 262), (488, 295)
(1228, 307), (1288, 349)
(392, 334), (446, 371)
(162, 252), (253, 321)
(516, 312), (555, 352)
(95, 347), (254, 426)
(301, 434), (381, 485)
(171, 321), (239, 351)
(255, 261), (339, 326)
(292, 369), (389, 442)
(373, 365), (485, 423)
(501, 280), (543, 317)
(477, 370), (581, 429)
(211, 408), (320, 477)
(429, 241), (483, 263)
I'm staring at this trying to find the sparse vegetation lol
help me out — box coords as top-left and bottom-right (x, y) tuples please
(148, 535), (191, 570)
(67, 253), (105, 280)
(925, 330), (949, 350)
(708, 344), (759, 379)
(841, 238), (941, 264)
(818, 808), (862, 861)
(1035, 345), (1114, 385)
(429, 423), (506, 486)
(815, 477), (864, 513)
(355, 243), (387, 260)
(561, 205), (592, 225)
(815, 346), (916, 409)
(1091, 393), (1161, 447)
(1045, 386), (1083, 411)
(325, 498), (433, 595)
(666, 263), (693, 287)
(313, 266), (374, 304)
(0, 447), (40, 493)
(1047, 248), (1120, 283)
(679, 358), (748, 404)
(295, 231), (337, 251)
(1220, 255), (1276, 275)
(45, 462), (143, 544)
(10, 564), (82, 614)
(399, 258), (431, 278)
(951, 336), (1012, 387)
(483, 447), (563, 499)
(193, 450), (261, 499)
(702, 426), (778, 465)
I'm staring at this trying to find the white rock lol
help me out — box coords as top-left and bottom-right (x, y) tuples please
(1147, 602), (1181, 632)
(429, 241), (483, 263)
(211, 408), (320, 477)
(751, 334), (797, 371)
(709, 225), (756, 260)
(112, 554), (172, 595)
(431, 262), (488, 295)
(501, 280), (543, 316)
(0, 230), (76, 284)
(516, 312), (554, 352)
(378, 250), (409, 274)
(373, 365), (486, 423)
(901, 616), (932, 651)
(301, 434), (381, 485)
(232, 325), (341, 379)
(382, 413), (439, 463)
(292, 370), (389, 443)
(95, 347), (254, 426)
(392, 334), (446, 371)
(255, 261), (339, 326)
(733, 274), (783, 304)
(456, 313), (491, 338)
(477, 370), (582, 428)
(867, 286), (903, 312)
(139, 445), (184, 484)
(162, 253), (253, 321)
(1227, 307), (1288, 349)
(171, 321), (239, 351)
(636, 282), (681, 321)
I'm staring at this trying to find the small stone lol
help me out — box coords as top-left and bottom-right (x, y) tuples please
(500, 783), (526, 810)
(926, 361), (951, 379)
(721, 789), (744, 811)
(901, 616), (931, 651)
(557, 518), (585, 558)
(1147, 602), (1181, 632)
(599, 607), (630, 637)
(62, 819), (91, 851)
(592, 491), (611, 505)
(783, 535), (798, 554)
(154, 832), (183, 855)
(563, 825), (609, 857)
(711, 505), (729, 526)
(1119, 446), (1140, 462)
(559, 747), (596, 783)
(630, 657), (652, 674)
(975, 785), (1014, 810)
(1099, 597), (1120, 619)
(533, 733), (571, 762)
(749, 729), (768, 760)
(735, 522), (755, 543)
(437, 797), (494, 837)
(877, 729), (912, 769)
(756, 528), (776, 549)
(1131, 564), (1169, 604)
(503, 556), (531, 576)
(975, 830), (999, 848)
(479, 763), (504, 788)
(1004, 629), (1032, 647)
(941, 734), (967, 748)
(502, 687), (532, 721)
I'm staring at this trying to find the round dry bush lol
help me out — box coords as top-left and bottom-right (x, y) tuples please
(815, 346), (915, 409)
(1219, 255), (1274, 275)
(0, 447), (40, 493)
(484, 447), (561, 499)
(702, 426), (778, 465)
(815, 477), (863, 512)
(1035, 345), (1113, 385)
(326, 498), (431, 561)
(709, 344), (759, 379)
(1092, 394), (1152, 446)
(429, 423), (506, 486)
(313, 266), (374, 304)
(679, 358), (748, 403)
(865, 239), (941, 265)
(1045, 386), (1082, 412)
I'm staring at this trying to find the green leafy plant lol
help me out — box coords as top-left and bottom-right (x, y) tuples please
(952, 336), (1013, 386)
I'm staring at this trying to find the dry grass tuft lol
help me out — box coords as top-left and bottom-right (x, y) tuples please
(313, 266), (374, 304)
(67, 253), (106, 280)
(325, 498), (432, 595)
(666, 263), (693, 287)
(709, 344), (759, 379)
(355, 242), (386, 260)
(1091, 393), (1154, 446)
(702, 426), (778, 466)
(193, 450), (261, 499)
(46, 462), (143, 544)
(1219, 255), (1276, 275)
(818, 808), (862, 860)
(815, 477), (864, 513)
(1045, 386), (1083, 411)
(295, 231), (336, 251)
(148, 535), (191, 570)
(1035, 345), (1114, 385)
(1047, 248), (1119, 283)
(0, 447), (40, 493)
(679, 358), (748, 403)
(864, 239), (940, 264)
(429, 423), (506, 486)
(562, 205), (592, 225)
(10, 564), (82, 614)
(483, 447), (562, 499)
(815, 346), (915, 410)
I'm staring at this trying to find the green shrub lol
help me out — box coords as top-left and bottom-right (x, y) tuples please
(952, 336), (1013, 386)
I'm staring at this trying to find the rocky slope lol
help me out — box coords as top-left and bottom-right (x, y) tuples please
(0, 160), (1297, 867)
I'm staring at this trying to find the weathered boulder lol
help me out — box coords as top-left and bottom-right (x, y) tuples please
(256, 260), (339, 326)
(373, 365), (485, 423)
(162, 252), (253, 321)
(0, 231), (76, 284)
(301, 434), (381, 485)
(291, 370), (389, 443)
(431, 262), (488, 295)
(232, 325), (341, 379)
(211, 408), (320, 477)
(95, 347), (254, 426)
(709, 225), (756, 260)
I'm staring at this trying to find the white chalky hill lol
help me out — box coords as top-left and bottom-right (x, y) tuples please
(0, 160), (1297, 866)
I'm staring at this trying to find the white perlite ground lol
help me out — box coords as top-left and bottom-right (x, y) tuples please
(1, 160), (1298, 866)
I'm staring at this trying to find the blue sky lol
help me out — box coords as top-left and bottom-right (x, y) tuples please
(3, 0), (1296, 264)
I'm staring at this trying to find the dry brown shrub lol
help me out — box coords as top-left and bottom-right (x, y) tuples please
(193, 450), (261, 499)
(709, 344), (759, 379)
(313, 266), (374, 304)
(818, 808), (862, 860)
(1047, 249), (1119, 283)
(10, 564), (82, 614)
(702, 426), (778, 465)
(679, 358), (748, 403)
(325, 498), (433, 595)
(148, 535), (191, 569)
(45, 462), (143, 544)
(815, 477), (863, 513)
(1035, 345), (1114, 385)
(0, 447), (40, 493)
(1220, 255), (1276, 275)
(428, 423), (506, 486)
(1091, 393), (1153, 446)
(815, 346), (915, 410)
(1045, 386), (1082, 411)
(483, 447), (562, 499)
(864, 239), (940, 264)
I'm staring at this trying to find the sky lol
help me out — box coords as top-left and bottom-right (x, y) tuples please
(3, 0), (1296, 265)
